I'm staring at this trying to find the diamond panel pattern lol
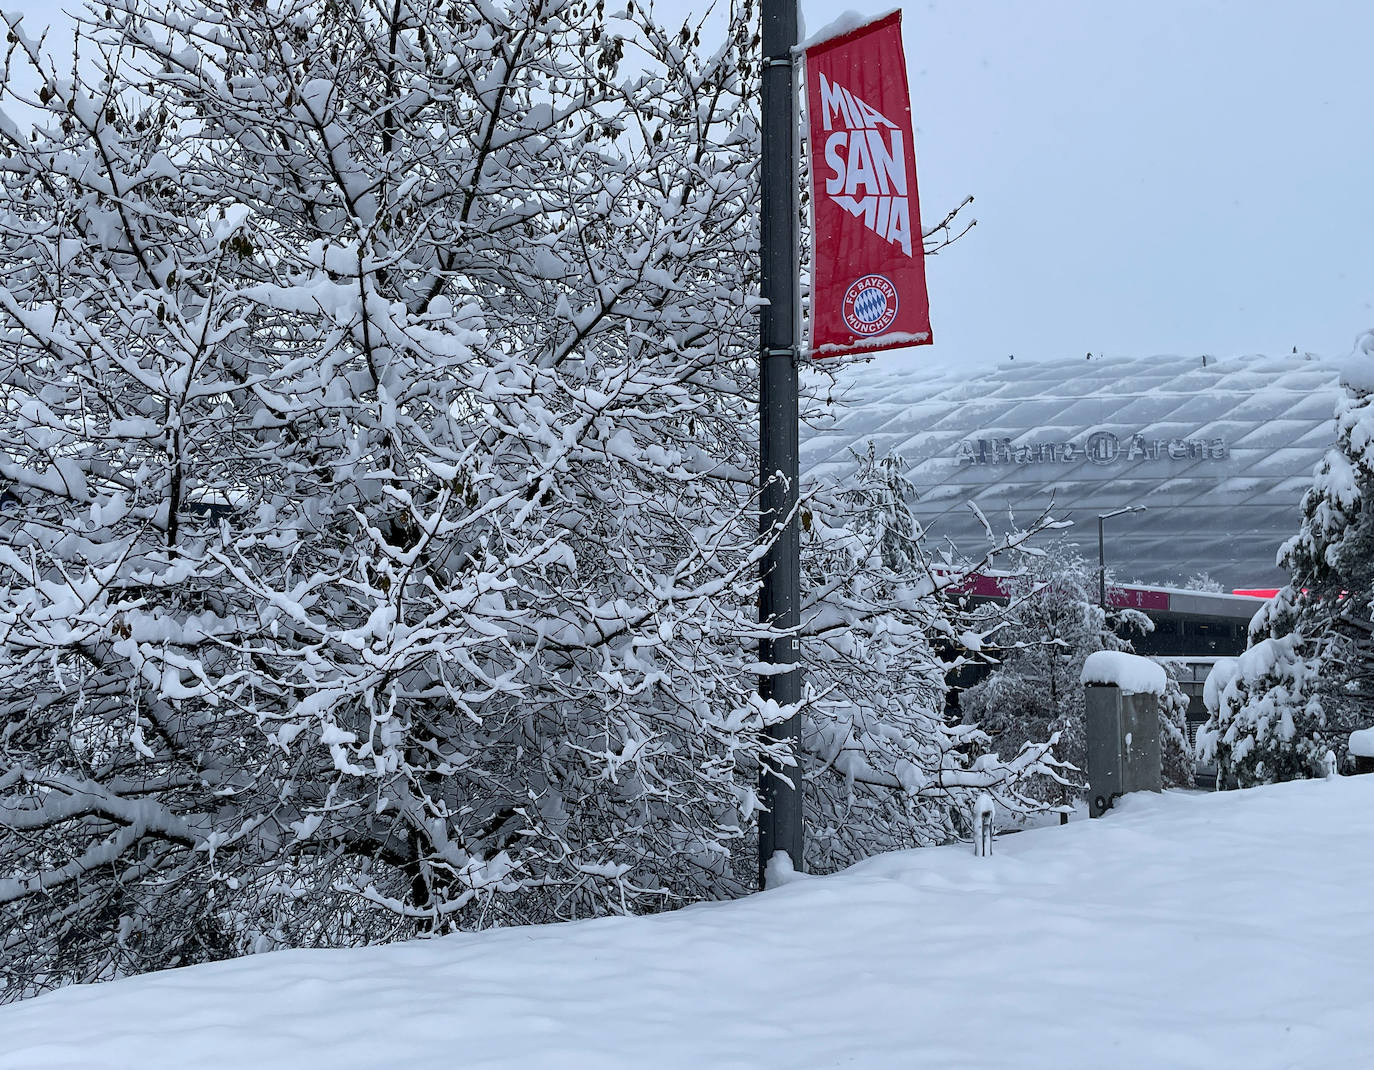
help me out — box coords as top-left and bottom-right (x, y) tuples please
(803, 354), (1343, 588)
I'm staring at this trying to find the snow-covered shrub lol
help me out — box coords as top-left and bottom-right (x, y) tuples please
(1196, 637), (1328, 787)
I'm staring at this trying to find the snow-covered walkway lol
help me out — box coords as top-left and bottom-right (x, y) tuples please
(3, 777), (1371, 1069)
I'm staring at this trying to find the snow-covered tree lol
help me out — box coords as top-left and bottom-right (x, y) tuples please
(0, 0), (1020, 998)
(957, 542), (1157, 801)
(0, 0), (781, 994)
(1156, 661), (1195, 790)
(798, 447), (1068, 871)
(959, 545), (1127, 774)
(1197, 330), (1374, 787)
(1197, 639), (1327, 788)
(1182, 571), (1225, 594)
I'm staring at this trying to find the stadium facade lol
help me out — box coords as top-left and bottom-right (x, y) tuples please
(803, 352), (1344, 594)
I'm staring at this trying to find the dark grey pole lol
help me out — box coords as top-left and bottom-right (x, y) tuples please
(757, 0), (803, 888)
(1098, 514), (1106, 609)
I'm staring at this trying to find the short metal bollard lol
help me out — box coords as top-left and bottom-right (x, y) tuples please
(972, 793), (995, 857)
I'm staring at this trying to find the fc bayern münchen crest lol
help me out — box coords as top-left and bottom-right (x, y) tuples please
(841, 274), (899, 336)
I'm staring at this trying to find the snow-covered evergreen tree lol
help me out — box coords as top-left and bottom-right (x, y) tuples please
(1198, 330), (1374, 787)
(1197, 639), (1327, 788)
(1156, 661), (1195, 790)
(0, 0), (1029, 997)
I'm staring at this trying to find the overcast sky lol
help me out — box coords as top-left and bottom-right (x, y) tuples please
(9, 0), (1373, 373)
(809, 0), (1374, 372)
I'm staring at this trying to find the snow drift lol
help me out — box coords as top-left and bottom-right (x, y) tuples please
(2, 776), (1371, 1069)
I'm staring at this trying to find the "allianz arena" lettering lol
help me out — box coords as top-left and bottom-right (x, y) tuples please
(956, 430), (1229, 467)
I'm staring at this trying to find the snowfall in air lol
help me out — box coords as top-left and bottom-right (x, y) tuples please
(1, 776), (1371, 1070)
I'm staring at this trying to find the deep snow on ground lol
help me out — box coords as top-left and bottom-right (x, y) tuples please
(3, 777), (1372, 1070)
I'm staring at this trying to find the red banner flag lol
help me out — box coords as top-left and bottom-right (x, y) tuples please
(804, 12), (932, 358)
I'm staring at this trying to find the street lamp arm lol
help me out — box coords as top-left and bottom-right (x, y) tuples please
(1097, 505), (1147, 608)
(1098, 504), (1147, 523)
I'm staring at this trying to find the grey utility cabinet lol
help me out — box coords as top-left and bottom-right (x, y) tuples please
(1085, 685), (1162, 818)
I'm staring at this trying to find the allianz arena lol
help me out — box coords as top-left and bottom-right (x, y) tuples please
(803, 351), (1345, 596)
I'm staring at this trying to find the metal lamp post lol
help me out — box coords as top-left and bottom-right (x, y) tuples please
(1097, 506), (1146, 608)
(756, 0), (803, 887)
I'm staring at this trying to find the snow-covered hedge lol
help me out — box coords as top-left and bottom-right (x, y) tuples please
(1196, 637), (1329, 787)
